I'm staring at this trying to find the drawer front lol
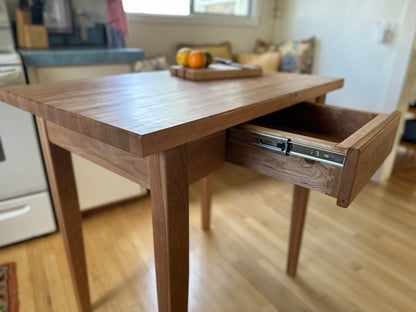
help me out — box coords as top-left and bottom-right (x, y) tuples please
(336, 110), (401, 207)
(227, 102), (401, 208)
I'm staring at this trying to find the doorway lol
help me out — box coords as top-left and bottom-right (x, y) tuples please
(391, 35), (416, 184)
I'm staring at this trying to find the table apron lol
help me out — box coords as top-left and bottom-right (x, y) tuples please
(45, 120), (226, 189)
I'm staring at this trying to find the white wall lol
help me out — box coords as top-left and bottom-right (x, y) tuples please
(273, 0), (416, 113)
(125, 0), (275, 63)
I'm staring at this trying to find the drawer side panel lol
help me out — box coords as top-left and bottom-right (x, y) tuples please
(226, 140), (342, 197)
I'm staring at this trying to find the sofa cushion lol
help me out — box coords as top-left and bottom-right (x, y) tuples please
(236, 52), (280, 72)
(177, 41), (232, 60)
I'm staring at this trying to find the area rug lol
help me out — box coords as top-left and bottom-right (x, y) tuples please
(0, 263), (18, 312)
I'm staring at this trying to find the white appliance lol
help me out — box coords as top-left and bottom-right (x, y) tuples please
(0, 0), (15, 52)
(0, 5), (56, 247)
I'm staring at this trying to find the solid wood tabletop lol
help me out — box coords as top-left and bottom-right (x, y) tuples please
(0, 71), (343, 156)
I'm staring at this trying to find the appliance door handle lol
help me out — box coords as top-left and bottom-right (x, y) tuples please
(0, 205), (30, 221)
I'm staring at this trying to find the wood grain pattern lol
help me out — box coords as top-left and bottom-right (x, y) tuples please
(188, 132), (225, 184)
(46, 121), (150, 188)
(315, 94), (326, 103)
(226, 140), (342, 197)
(336, 111), (401, 207)
(250, 102), (378, 143)
(46, 122), (225, 189)
(232, 104), (400, 207)
(36, 117), (91, 312)
(2, 158), (416, 312)
(286, 91), (321, 274)
(287, 185), (310, 276)
(169, 64), (262, 81)
(336, 113), (396, 149)
(3, 70), (400, 310)
(149, 145), (189, 312)
(200, 175), (213, 231)
(0, 72), (343, 156)
(231, 125), (344, 153)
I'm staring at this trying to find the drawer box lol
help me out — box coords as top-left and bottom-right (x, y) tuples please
(227, 102), (401, 208)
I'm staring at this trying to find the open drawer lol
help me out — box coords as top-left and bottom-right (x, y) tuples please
(226, 102), (401, 207)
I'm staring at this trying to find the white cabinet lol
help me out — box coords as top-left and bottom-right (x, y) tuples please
(26, 62), (147, 211)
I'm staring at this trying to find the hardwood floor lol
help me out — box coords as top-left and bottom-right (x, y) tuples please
(1, 144), (416, 311)
(392, 141), (416, 185)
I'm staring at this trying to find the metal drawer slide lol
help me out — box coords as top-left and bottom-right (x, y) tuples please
(231, 128), (346, 167)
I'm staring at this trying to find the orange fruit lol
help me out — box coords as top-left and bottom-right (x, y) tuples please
(188, 50), (207, 69)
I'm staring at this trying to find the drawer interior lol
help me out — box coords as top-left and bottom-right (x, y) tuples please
(227, 102), (401, 208)
(249, 102), (378, 144)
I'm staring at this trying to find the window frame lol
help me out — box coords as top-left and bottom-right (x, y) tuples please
(125, 0), (260, 27)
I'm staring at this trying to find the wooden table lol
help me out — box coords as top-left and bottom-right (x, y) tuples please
(0, 71), (377, 312)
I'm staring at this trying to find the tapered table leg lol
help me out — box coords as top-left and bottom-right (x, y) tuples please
(36, 117), (91, 312)
(287, 184), (310, 276)
(149, 144), (189, 312)
(201, 174), (213, 231)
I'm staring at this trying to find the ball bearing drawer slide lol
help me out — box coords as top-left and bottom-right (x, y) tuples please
(229, 128), (346, 167)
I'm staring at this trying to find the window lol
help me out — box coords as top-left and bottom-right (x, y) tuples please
(123, 0), (251, 18)
(123, 0), (190, 16)
(193, 0), (250, 17)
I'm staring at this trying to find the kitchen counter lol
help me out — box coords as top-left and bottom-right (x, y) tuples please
(19, 48), (144, 66)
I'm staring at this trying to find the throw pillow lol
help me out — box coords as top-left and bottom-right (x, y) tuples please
(254, 37), (315, 74)
(236, 52), (281, 72)
(278, 37), (315, 74)
(177, 42), (232, 60)
(135, 56), (170, 72)
(255, 39), (268, 54)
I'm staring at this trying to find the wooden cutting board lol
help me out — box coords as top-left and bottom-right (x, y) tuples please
(169, 64), (262, 81)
